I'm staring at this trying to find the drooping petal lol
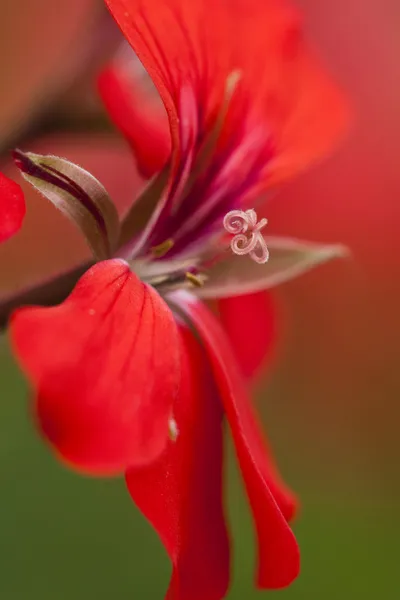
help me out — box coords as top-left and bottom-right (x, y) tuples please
(218, 291), (276, 380)
(171, 293), (299, 589)
(98, 58), (171, 179)
(10, 260), (180, 475)
(0, 172), (25, 242)
(126, 324), (230, 600)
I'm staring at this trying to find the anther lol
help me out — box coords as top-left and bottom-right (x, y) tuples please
(151, 239), (174, 258)
(185, 272), (206, 287)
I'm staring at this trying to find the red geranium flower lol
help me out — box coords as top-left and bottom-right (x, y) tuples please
(0, 172), (25, 243)
(8, 0), (348, 598)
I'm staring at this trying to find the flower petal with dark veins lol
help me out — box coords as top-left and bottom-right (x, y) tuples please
(10, 259), (180, 475)
(172, 293), (299, 589)
(105, 0), (349, 253)
(126, 324), (230, 600)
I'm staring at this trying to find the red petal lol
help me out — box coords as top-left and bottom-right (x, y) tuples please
(105, 0), (348, 184)
(218, 291), (276, 379)
(98, 64), (171, 179)
(10, 260), (180, 475)
(126, 325), (230, 600)
(0, 172), (25, 242)
(265, 37), (350, 184)
(173, 294), (299, 589)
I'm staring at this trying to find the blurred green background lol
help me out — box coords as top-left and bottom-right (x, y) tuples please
(1, 0), (400, 598)
(1, 328), (399, 600)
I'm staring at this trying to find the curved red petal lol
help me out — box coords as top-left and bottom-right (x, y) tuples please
(265, 38), (350, 185)
(105, 0), (348, 185)
(98, 64), (171, 179)
(0, 172), (25, 242)
(10, 260), (180, 475)
(218, 291), (276, 380)
(126, 325), (230, 600)
(173, 294), (298, 589)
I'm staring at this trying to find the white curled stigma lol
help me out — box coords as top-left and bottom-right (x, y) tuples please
(223, 209), (269, 264)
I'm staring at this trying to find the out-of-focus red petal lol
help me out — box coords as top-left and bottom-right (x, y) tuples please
(0, 172), (25, 242)
(126, 325), (230, 600)
(218, 291), (276, 380)
(105, 0), (348, 185)
(265, 41), (349, 185)
(10, 259), (180, 476)
(98, 64), (171, 179)
(173, 294), (298, 589)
